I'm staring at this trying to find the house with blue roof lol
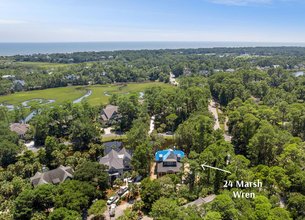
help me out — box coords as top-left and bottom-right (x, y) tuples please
(155, 149), (185, 177)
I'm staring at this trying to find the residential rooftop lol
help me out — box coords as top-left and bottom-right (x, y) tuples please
(103, 141), (123, 155)
(101, 104), (119, 121)
(155, 149), (185, 162)
(30, 165), (74, 187)
(99, 147), (132, 171)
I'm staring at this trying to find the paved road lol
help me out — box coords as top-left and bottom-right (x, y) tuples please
(202, 194), (216, 203)
(103, 201), (133, 220)
(224, 117), (232, 142)
(150, 162), (157, 180)
(208, 100), (220, 130)
(208, 99), (232, 142)
(103, 127), (113, 135)
(148, 116), (155, 135)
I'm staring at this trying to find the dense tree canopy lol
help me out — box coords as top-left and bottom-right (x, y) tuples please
(74, 161), (109, 191)
(0, 47), (305, 219)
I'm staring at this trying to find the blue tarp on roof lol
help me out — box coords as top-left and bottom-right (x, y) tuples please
(155, 149), (185, 161)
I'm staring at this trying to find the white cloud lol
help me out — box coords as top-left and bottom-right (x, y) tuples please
(209, 0), (272, 6)
(0, 19), (27, 25)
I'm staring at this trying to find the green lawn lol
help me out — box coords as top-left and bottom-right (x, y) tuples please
(101, 135), (127, 142)
(16, 62), (72, 68)
(87, 82), (173, 106)
(0, 82), (173, 107)
(0, 87), (87, 105)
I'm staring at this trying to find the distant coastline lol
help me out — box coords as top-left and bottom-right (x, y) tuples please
(1, 41), (305, 56)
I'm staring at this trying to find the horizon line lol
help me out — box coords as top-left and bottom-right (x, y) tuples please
(1, 40), (305, 44)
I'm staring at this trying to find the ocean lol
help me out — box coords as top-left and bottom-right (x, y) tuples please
(1, 41), (305, 56)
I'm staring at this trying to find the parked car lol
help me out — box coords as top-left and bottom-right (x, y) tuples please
(133, 175), (142, 183)
(107, 195), (119, 205)
(109, 204), (116, 217)
(125, 177), (133, 184)
(118, 186), (128, 196)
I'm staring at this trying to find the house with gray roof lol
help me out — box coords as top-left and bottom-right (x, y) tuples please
(101, 104), (119, 122)
(99, 147), (132, 180)
(155, 149), (185, 177)
(103, 141), (123, 155)
(183, 195), (216, 207)
(30, 165), (74, 187)
(13, 80), (25, 91)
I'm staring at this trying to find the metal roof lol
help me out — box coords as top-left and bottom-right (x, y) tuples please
(155, 149), (185, 161)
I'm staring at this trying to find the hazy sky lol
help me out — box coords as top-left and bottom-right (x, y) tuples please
(1, 0), (305, 42)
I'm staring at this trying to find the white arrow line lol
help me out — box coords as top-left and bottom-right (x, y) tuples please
(201, 164), (231, 174)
